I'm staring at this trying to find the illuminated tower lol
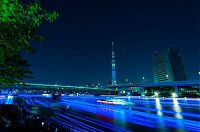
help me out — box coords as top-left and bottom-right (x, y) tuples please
(111, 42), (117, 85)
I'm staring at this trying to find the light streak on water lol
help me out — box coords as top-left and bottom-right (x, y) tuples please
(155, 98), (168, 131)
(173, 98), (183, 119)
(5, 95), (14, 104)
(155, 98), (163, 116)
(113, 110), (126, 128)
(17, 95), (200, 132)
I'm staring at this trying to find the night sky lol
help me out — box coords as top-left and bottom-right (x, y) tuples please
(25, 0), (199, 86)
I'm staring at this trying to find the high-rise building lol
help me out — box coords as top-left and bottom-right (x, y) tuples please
(111, 42), (117, 85)
(152, 48), (187, 82)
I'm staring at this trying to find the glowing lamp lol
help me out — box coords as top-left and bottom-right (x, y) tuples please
(154, 92), (159, 97)
(172, 92), (177, 98)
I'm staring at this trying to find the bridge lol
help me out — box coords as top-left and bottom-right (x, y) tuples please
(0, 82), (117, 95)
(0, 80), (199, 96)
(108, 80), (200, 96)
(109, 80), (199, 87)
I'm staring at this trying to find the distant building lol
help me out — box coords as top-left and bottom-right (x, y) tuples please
(152, 48), (187, 82)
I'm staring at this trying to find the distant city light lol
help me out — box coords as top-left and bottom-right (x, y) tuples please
(172, 92), (177, 98)
(154, 92), (159, 97)
(7, 95), (13, 100)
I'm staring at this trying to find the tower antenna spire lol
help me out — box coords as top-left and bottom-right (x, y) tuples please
(112, 41), (114, 50)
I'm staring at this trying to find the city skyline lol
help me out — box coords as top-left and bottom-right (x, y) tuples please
(24, 0), (199, 85)
(0, 1), (200, 132)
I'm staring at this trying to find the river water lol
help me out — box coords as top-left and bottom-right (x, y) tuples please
(53, 96), (200, 132)
(1, 95), (200, 131)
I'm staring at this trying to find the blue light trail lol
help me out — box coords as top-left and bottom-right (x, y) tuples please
(8, 95), (200, 132)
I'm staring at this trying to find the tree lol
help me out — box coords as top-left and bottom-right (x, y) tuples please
(0, 0), (59, 86)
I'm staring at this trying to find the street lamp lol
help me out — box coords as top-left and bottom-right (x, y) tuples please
(126, 78), (128, 83)
(172, 92), (177, 98)
(142, 76), (145, 83)
(154, 92), (159, 97)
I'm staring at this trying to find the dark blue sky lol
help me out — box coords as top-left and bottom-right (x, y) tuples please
(25, 0), (199, 86)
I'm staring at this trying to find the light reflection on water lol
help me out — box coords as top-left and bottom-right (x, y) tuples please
(172, 98), (186, 131)
(113, 110), (126, 128)
(5, 95), (14, 104)
(155, 98), (167, 131)
(155, 98), (163, 116)
(112, 97), (189, 131)
(173, 98), (183, 119)
(61, 96), (200, 131)
(3, 95), (198, 132)
(154, 97), (186, 131)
